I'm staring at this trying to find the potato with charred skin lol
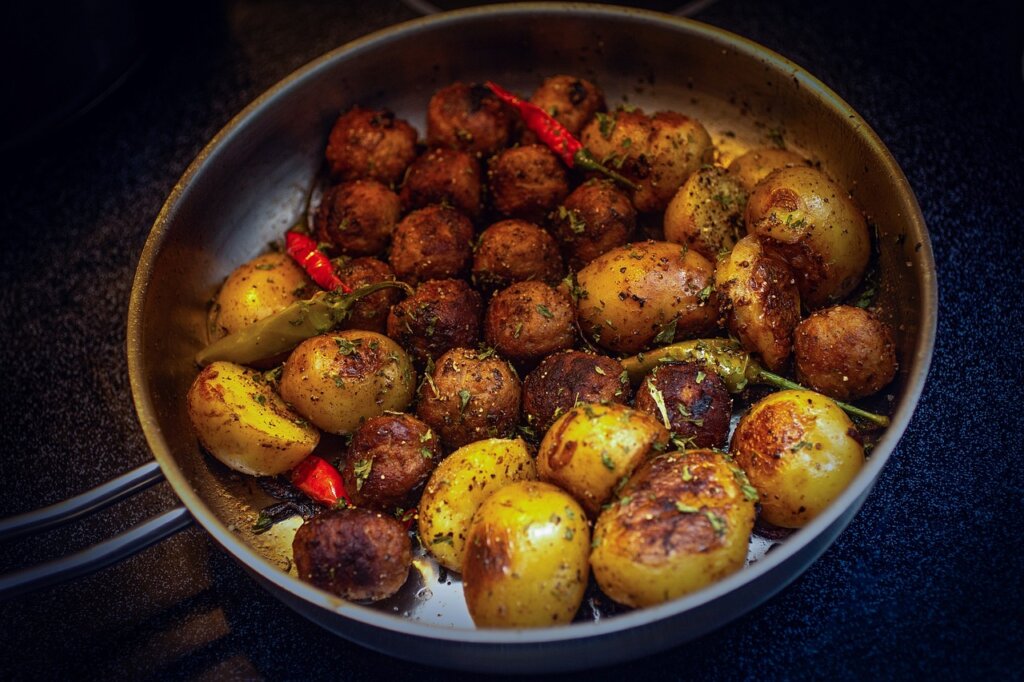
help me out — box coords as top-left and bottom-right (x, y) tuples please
(487, 144), (570, 221)
(388, 204), (474, 285)
(793, 305), (897, 401)
(581, 108), (713, 213)
(575, 240), (718, 354)
(325, 106), (418, 185)
(663, 166), (748, 259)
(730, 389), (864, 528)
(590, 449), (757, 607)
(418, 438), (537, 571)
(727, 147), (808, 193)
(415, 347), (521, 450)
(536, 403), (669, 517)
(340, 413), (440, 510)
(187, 361), (319, 476)
(426, 82), (514, 156)
(745, 166), (870, 309)
(209, 252), (311, 340)
(483, 281), (576, 364)
(278, 330), (415, 435)
(522, 350), (631, 434)
(528, 75), (605, 137)
(714, 234), (802, 372)
(463, 481), (590, 627)
(293, 508), (411, 602)
(550, 179), (636, 270)
(471, 219), (563, 291)
(399, 147), (483, 220)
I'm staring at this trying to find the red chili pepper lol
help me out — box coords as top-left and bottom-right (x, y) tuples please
(485, 81), (637, 191)
(285, 231), (352, 293)
(290, 455), (351, 507)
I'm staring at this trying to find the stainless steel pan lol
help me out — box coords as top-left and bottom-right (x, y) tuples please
(0, 4), (935, 673)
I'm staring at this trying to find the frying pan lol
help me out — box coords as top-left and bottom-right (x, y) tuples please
(0, 4), (935, 673)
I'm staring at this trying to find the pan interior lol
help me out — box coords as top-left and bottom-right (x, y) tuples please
(130, 6), (932, 640)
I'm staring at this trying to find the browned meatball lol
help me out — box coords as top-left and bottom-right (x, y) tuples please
(471, 219), (563, 290)
(399, 147), (483, 220)
(325, 106), (418, 186)
(528, 75), (605, 137)
(315, 180), (401, 257)
(522, 350), (631, 434)
(793, 305), (898, 400)
(388, 204), (474, 284)
(484, 281), (575, 364)
(386, 278), (483, 366)
(487, 144), (570, 221)
(292, 508), (411, 602)
(340, 414), (440, 510)
(334, 257), (401, 334)
(426, 82), (514, 156)
(633, 363), (732, 449)
(415, 347), (521, 450)
(550, 179), (637, 269)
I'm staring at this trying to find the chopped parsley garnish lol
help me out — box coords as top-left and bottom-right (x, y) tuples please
(653, 318), (678, 345)
(353, 458), (372, 491)
(458, 389), (472, 412)
(536, 304), (554, 319)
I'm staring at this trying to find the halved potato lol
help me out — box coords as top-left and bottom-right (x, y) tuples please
(186, 360), (319, 476)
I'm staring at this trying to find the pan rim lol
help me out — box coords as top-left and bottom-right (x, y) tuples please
(127, 2), (936, 647)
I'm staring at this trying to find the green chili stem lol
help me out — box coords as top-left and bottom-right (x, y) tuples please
(755, 368), (891, 427)
(574, 149), (638, 191)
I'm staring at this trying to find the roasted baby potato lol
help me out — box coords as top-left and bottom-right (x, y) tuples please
(463, 481), (590, 627)
(714, 234), (802, 372)
(745, 166), (871, 308)
(663, 166), (748, 259)
(278, 330), (415, 435)
(727, 147), (807, 193)
(187, 361), (319, 476)
(575, 240), (718, 354)
(581, 108), (713, 213)
(793, 305), (897, 400)
(209, 252), (311, 340)
(417, 437), (537, 571)
(730, 389), (865, 528)
(536, 403), (669, 517)
(590, 449), (756, 607)
(293, 508), (411, 601)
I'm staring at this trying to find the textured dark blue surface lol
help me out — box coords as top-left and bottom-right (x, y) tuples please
(0, 0), (1021, 679)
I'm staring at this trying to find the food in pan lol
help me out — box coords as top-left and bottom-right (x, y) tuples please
(186, 73), (897, 624)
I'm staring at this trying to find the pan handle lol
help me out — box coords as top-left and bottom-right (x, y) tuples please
(0, 462), (194, 600)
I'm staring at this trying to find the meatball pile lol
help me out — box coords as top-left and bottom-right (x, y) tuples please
(191, 74), (899, 618)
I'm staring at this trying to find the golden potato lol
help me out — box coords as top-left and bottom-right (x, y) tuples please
(581, 108), (713, 213)
(575, 240), (718, 354)
(209, 252), (311, 340)
(417, 438), (537, 571)
(663, 166), (748, 259)
(730, 389), (865, 528)
(794, 305), (897, 400)
(727, 147), (808, 193)
(714, 234), (802, 372)
(590, 449), (756, 607)
(536, 403), (668, 517)
(187, 361), (319, 476)
(745, 166), (870, 308)
(278, 330), (415, 435)
(463, 481), (590, 627)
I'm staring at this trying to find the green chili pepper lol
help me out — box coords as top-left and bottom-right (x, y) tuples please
(622, 338), (890, 428)
(196, 281), (412, 366)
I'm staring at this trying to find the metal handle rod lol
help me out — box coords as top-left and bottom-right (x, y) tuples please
(0, 461), (166, 542)
(0, 506), (193, 601)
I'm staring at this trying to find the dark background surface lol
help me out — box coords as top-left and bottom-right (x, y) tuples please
(1, 0), (1022, 679)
